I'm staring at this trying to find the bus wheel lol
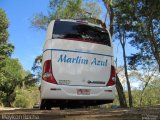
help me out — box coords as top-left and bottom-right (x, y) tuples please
(46, 105), (51, 110)
(40, 100), (46, 110)
(60, 107), (65, 110)
(40, 104), (45, 110)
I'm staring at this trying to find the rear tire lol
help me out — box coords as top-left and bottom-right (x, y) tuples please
(40, 103), (45, 110)
(46, 104), (52, 110)
(40, 99), (50, 110)
(40, 100), (52, 110)
(60, 106), (65, 110)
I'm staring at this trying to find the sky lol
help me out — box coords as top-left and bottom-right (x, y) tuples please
(0, 0), (50, 71)
(0, 0), (137, 72)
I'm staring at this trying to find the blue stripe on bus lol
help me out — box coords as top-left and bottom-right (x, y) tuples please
(43, 48), (113, 57)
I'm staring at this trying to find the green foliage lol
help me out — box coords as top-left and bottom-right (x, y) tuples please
(56, 0), (83, 18)
(132, 86), (160, 107)
(82, 2), (101, 18)
(117, 0), (160, 70)
(0, 58), (26, 106)
(112, 0), (134, 107)
(22, 71), (38, 88)
(0, 43), (14, 59)
(31, 0), (102, 30)
(31, 0), (83, 30)
(0, 58), (37, 107)
(108, 0), (160, 70)
(32, 55), (42, 83)
(13, 87), (40, 108)
(108, 0), (160, 107)
(0, 8), (14, 62)
(112, 83), (160, 107)
(0, 8), (38, 107)
(0, 8), (9, 43)
(32, 55), (42, 72)
(3, 58), (25, 80)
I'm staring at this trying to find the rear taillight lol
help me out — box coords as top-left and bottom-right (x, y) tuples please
(42, 60), (57, 84)
(106, 66), (116, 86)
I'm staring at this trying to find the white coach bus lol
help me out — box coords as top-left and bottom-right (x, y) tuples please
(40, 19), (116, 110)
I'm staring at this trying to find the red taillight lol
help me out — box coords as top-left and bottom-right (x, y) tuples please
(42, 60), (57, 84)
(106, 66), (116, 86)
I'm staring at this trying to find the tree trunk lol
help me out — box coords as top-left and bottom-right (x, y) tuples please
(122, 45), (133, 107)
(102, 0), (114, 36)
(4, 95), (12, 107)
(102, 0), (128, 107)
(116, 74), (127, 107)
(117, 16), (133, 107)
(139, 90), (144, 107)
(4, 102), (11, 107)
(139, 70), (154, 107)
(148, 17), (160, 71)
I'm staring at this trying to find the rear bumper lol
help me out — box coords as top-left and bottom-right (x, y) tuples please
(41, 81), (115, 100)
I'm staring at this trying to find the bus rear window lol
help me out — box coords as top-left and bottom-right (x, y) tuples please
(52, 21), (111, 46)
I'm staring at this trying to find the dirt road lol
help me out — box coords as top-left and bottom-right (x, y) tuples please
(0, 106), (160, 120)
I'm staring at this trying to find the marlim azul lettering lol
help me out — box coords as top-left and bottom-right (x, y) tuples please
(57, 54), (107, 67)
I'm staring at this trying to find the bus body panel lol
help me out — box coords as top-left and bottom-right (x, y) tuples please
(40, 19), (116, 109)
(41, 80), (115, 100)
(48, 39), (113, 87)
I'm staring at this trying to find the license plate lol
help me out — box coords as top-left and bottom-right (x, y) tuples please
(77, 89), (90, 95)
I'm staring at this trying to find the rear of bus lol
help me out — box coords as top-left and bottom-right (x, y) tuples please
(40, 19), (116, 110)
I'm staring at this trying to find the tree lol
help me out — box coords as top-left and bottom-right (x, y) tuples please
(115, 13), (133, 108)
(102, 0), (114, 36)
(129, 62), (159, 106)
(110, 0), (160, 107)
(115, 74), (127, 107)
(0, 8), (9, 43)
(103, 0), (128, 107)
(31, 0), (102, 30)
(0, 58), (25, 107)
(129, 64), (160, 107)
(0, 8), (14, 63)
(21, 71), (38, 89)
(32, 55), (42, 83)
(0, 8), (14, 106)
(0, 8), (30, 107)
(0, 8), (14, 62)
(82, 1), (102, 19)
(126, 0), (160, 71)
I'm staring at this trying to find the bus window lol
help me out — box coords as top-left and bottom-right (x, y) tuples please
(52, 21), (111, 46)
